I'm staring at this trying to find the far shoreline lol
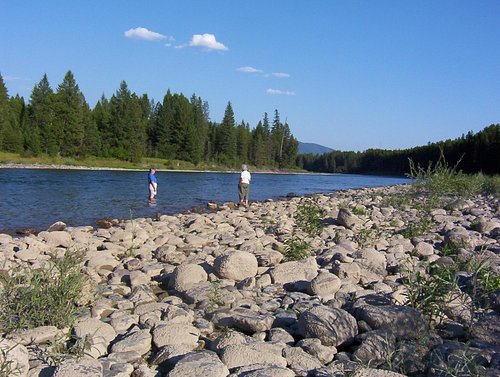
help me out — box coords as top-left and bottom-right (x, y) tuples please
(0, 162), (335, 176)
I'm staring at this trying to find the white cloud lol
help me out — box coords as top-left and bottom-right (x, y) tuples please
(272, 72), (290, 78)
(188, 33), (228, 51)
(237, 66), (263, 73)
(266, 88), (296, 96)
(124, 27), (169, 41)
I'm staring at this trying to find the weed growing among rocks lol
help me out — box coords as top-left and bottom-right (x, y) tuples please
(283, 233), (311, 261)
(0, 249), (87, 331)
(295, 197), (326, 236)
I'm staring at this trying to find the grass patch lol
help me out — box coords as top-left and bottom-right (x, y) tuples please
(402, 250), (500, 324)
(408, 152), (498, 206)
(0, 151), (308, 173)
(399, 215), (433, 239)
(0, 249), (87, 331)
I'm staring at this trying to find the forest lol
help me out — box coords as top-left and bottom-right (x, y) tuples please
(1, 71), (498, 175)
(0, 71), (299, 168)
(297, 124), (500, 175)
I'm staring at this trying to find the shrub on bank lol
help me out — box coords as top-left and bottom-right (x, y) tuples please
(0, 249), (87, 331)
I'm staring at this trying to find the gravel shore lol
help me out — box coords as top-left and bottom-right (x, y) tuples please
(0, 184), (498, 376)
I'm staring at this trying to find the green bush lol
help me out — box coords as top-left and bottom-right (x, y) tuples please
(283, 234), (311, 261)
(0, 249), (87, 331)
(295, 198), (326, 236)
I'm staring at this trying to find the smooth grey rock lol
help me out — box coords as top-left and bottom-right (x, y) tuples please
(298, 306), (358, 347)
(232, 364), (295, 377)
(414, 241), (435, 257)
(352, 295), (426, 339)
(270, 257), (318, 285)
(352, 248), (387, 276)
(309, 271), (341, 299)
(110, 329), (152, 355)
(214, 251), (258, 281)
(152, 323), (200, 349)
(297, 338), (336, 364)
(283, 346), (322, 376)
(171, 263), (208, 292)
(7, 326), (62, 346)
(352, 330), (395, 366)
(220, 342), (287, 369)
(337, 208), (363, 230)
(230, 308), (274, 333)
(168, 350), (229, 377)
(52, 357), (103, 377)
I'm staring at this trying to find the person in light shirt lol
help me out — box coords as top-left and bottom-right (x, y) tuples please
(238, 164), (251, 208)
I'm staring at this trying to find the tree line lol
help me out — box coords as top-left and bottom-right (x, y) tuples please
(297, 124), (500, 175)
(0, 71), (299, 167)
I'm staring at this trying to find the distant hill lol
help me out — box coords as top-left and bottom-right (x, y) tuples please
(298, 142), (333, 155)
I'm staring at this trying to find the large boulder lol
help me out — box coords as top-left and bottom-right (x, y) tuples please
(168, 350), (229, 377)
(309, 271), (341, 300)
(52, 357), (103, 377)
(213, 251), (258, 281)
(352, 295), (426, 339)
(152, 323), (200, 349)
(73, 317), (117, 358)
(283, 346), (323, 376)
(219, 342), (287, 369)
(229, 308), (274, 333)
(352, 248), (387, 277)
(298, 306), (358, 347)
(337, 208), (363, 230)
(110, 328), (152, 355)
(171, 263), (208, 292)
(270, 257), (318, 285)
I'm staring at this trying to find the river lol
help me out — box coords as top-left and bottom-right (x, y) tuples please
(0, 169), (410, 233)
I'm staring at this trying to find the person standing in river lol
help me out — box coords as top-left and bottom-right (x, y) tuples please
(148, 168), (158, 201)
(238, 164), (251, 208)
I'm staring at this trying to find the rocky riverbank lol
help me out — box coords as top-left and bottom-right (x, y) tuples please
(0, 184), (498, 377)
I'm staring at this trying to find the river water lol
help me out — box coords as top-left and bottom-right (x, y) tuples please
(0, 169), (410, 233)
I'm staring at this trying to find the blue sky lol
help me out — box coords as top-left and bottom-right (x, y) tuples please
(2, 0), (499, 151)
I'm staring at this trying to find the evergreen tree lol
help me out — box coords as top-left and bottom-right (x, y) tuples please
(217, 101), (237, 164)
(169, 94), (192, 160)
(93, 95), (112, 156)
(28, 74), (58, 155)
(0, 74), (23, 152)
(189, 94), (207, 164)
(236, 120), (251, 162)
(108, 81), (147, 162)
(81, 102), (100, 156)
(251, 121), (267, 167)
(53, 71), (87, 156)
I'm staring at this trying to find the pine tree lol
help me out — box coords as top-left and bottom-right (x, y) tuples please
(236, 120), (251, 163)
(108, 81), (147, 162)
(251, 121), (267, 167)
(189, 94), (208, 165)
(217, 101), (237, 164)
(81, 102), (100, 156)
(54, 71), (86, 156)
(0, 74), (23, 152)
(93, 95), (112, 157)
